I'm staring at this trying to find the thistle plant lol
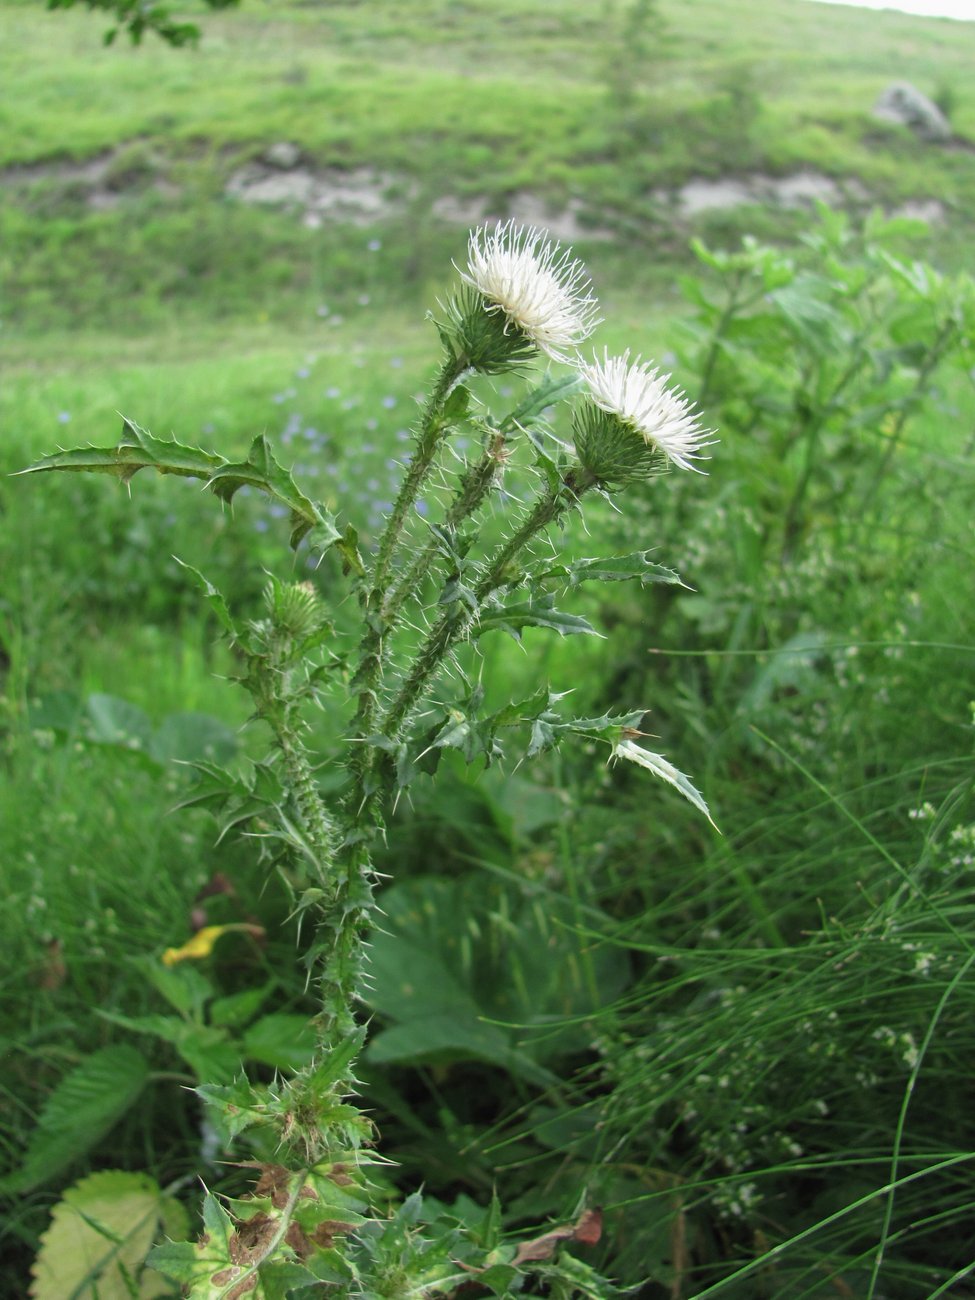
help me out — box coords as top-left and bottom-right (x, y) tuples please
(21, 223), (714, 1297)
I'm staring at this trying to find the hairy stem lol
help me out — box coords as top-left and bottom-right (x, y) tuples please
(381, 466), (596, 740)
(349, 353), (471, 805)
(382, 429), (509, 623)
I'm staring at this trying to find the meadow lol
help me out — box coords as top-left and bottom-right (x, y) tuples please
(2, 0), (975, 1296)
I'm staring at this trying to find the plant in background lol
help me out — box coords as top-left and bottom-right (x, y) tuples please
(44, 0), (240, 46)
(17, 223), (714, 1297)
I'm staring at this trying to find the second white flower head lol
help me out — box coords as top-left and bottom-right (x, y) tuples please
(460, 221), (600, 364)
(579, 350), (714, 473)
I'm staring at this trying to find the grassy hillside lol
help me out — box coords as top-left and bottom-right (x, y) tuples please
(2, 0), (975, 336)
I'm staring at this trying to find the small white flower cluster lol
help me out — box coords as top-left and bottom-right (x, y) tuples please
(872, 1024), (921, 1071)
(461, 222), (714, 474)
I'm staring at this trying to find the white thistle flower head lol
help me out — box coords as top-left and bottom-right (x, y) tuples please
(459, 221), (600, 364)
(579, 350), (715, 473)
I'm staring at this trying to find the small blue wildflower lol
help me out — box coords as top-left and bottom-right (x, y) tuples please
(57, 411), (71, 424)
(367, 239), (382, 252)
(415, 500), (430, 517)
(382, 395), (396, 410)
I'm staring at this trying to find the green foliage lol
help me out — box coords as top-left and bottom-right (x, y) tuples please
(5, 4), (975, 1296)
(5, 1047), (150, 1193)
(12, 225), (694, 1295)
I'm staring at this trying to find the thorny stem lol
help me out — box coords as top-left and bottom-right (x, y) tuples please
(382, 429), (509, 624)
(380, 465), (597, 741)
(349, 353), (471, 805)
(372, 354), (472, 593)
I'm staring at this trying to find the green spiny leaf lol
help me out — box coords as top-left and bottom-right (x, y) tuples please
(612, 738), (717, 827)
(21, 420), (343, 555)
(534, 551), (687, 589)
(173, 561), (239, 641)
(18, 417), (223, 487)
(502, 370), (586, 434)
(476, 593), (600, 641)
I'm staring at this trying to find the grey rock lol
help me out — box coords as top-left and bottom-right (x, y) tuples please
(872, 82), (952, 142)
(264, 141), (302, 169)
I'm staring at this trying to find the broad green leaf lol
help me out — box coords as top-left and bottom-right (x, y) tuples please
(259, 1260), (321, 1300)
(138, 959), (214, 1020)
(242, 1013), (317, 1071)
(101, 1012), (241, 1083)
(769, 275), (845, 354)
(27, 691), (84, 735)
(612, 739), (717, 827)
(367, 1017), (556, 1087)
(7, 1046), (149, 1192)
(208, 982), (275, 1029)
(85, 693), (153, 752)
(365, 877), (628, 1073)
(30, 1170), (169, 1299)
(149, 712), (238, 766)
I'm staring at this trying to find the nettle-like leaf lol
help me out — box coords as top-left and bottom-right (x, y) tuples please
(20, 418), (341, 553)
(30, 1169), (176, 1300)
(6, 1045), (150, 1193)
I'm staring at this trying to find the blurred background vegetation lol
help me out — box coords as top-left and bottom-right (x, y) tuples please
(2, 0), (974, 1296)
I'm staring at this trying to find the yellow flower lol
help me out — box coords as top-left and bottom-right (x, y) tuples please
(161, 923), (263, 966)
